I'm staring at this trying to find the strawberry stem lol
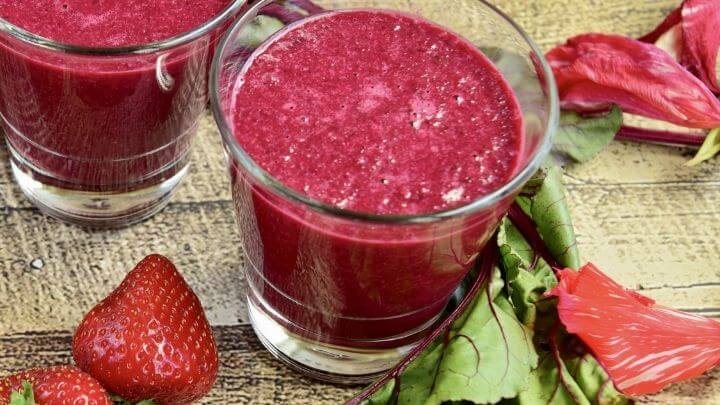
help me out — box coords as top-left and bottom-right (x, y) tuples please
(615, 125), (706, 147)
(9, 382), (35, 405)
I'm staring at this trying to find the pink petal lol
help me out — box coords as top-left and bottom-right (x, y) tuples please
(547, 34), (720, 129)
(680, 0), (720, 93)
(549, 263), (720, 396)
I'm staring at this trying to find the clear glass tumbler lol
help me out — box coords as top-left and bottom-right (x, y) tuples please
(0, 1), (246, 227)
(212, 0), (558, 383)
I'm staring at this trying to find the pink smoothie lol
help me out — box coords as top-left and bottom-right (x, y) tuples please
(227, 10), (524, 344)
(0, 0), (231, 47)
(0, 0), (237, 191)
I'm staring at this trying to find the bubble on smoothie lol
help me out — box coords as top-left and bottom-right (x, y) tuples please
(442, 187), (465, 203)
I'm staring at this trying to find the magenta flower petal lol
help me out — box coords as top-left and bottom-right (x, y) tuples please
(547, 33), (720, 128)
(549, 263), (720, 396)
(680, 0), (720, 93)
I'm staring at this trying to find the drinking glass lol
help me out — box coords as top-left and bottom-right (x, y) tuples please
(0, 1), (246, 227)
(212, 0), (558, 383)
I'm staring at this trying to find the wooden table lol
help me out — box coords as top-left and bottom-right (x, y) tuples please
(1, 0), (718, 403)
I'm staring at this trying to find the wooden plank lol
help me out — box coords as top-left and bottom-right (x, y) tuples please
(0, 201), (248, 335)
(564, 141), (720, 185)
(2, 327), (718, 404)
(500, 0), (679, 49)
(566, 182), (720, 290)
(0, 327), (351, 405)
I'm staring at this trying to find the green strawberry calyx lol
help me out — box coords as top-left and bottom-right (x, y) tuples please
(9, 382), (35, 405)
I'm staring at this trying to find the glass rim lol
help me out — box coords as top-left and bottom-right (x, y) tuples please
(0, 0), (247, 55)
(210, 0), (559, 225)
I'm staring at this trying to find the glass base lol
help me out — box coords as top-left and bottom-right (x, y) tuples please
(11, 160), (188, 228)
(247, 297), (424, 385)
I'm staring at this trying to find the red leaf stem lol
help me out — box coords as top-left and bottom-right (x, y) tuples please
(507, 203), (561, 270)
(615, 125), (706, 147)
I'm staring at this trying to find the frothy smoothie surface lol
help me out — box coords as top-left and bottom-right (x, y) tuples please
(0, 0), (233, 47)
(230, 10), (524, 215)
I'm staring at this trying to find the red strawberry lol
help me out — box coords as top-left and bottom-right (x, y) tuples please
(72, 254), (219, 404)
(0, 365), (112, 405)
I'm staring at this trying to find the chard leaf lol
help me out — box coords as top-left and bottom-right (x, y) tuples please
(552, 106), (623, 165)
(423, 290), (537, 404)
(516, 166), (581, 270)
(504, 343), (628, 405)
(498, 218), (557, 332)
(503, 329), (628, 405)
(374, 342), (446, 403)
(565, 354), (627, 405)
(686, 127), (720, 166)
(362, 382), (395, 405)
(507, 349), (589, 405)
(498, 191), (627, 405)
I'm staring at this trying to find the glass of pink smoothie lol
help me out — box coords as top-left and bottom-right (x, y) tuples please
(0, 0), (247, 227)
(212, 0), (558, 382)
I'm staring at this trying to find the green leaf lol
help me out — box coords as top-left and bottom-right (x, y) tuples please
(362, 380), (396, 404)
(423, 293), (536, 404)
(363, 270), (537, 405)
(552, 106), (623, 165)
(9, 382), (35, 405)
(498, 218), (557, 332)
(502, 349), (630, 405)
(236, 15), (285, 49)
(686, 127), (720, 166)
(508, 350), (589, 405)
(385, 343), (446, 403)
(497, 200), (627, 405)
(565, 354), (628, 405)
(507, 341), (628, 405)
(516, 166), (581, 270)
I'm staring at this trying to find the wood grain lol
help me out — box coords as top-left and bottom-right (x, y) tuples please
(1, 327), (719, 404)
(1, 0), (719, 403)
(2, 326), (718, 404)
(0, 199), (248, 335)
(0, 327), (352, 405)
